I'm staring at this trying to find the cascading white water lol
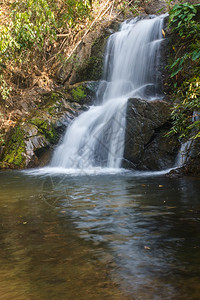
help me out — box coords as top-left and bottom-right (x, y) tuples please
(51, 15), (166, 170)
(175, 140), (192, 167)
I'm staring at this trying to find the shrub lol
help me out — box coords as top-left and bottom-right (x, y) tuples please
(167, 2), (200, 140)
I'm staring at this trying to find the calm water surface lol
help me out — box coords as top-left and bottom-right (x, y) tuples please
(0, 170), (200, 300)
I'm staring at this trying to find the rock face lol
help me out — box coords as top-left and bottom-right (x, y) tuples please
(180, 139), (200, 176)
(144, 0), (168, 15)
(58, 19), (120, 86)
(167, 138), (200, 177)
(0, 84), (94, 169)
(123, 98), (180, 170)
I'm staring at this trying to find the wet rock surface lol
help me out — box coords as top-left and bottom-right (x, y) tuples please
(178, 139), (200, 177)
(123, 98), (180, 170)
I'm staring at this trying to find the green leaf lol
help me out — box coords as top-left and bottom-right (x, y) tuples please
(171, 65), (183, 77)
(192, 50), (200, 61)
(170, 58), (180, 69)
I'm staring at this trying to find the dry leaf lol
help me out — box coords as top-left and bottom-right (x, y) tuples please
(144, 246), (151, 250)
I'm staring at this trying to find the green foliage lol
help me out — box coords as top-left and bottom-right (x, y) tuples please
(0, 134), (4, 145)
(0, 0), (56, 64)
(0, 75), (12, 100)
(168, 2), (200, 78)
(0, 112), (5, 146)
(118, 0), (140, 17)
(167, 77), (200, 139)
(169, 2), (199, 36)
(12, 0), (56, 49)
(56, 0), (91, 29)
(0, 0), (91, 64)
(71, 86), (86, 101)
(167, 3), (200, 140)
(0, 0), (91, 100)
(0, 112), (5, 144)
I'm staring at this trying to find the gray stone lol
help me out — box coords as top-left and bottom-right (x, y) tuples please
(181, 139), (200, 176)
(123, 98), (180, 170)
(144, 0), (168, 14)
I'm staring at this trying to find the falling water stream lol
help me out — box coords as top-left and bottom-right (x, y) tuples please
(51, 15), (165, 171)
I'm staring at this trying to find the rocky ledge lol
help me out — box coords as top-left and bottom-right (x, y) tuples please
(0, 81), (96, 169)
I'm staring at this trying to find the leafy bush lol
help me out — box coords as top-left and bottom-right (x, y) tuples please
(168, 77), (200, 139)
(168, 2), (200, 77)
(0, 75), (12, 100)
(0, 0), (91, 64)
(0, 0), (91, 100)
(167, 2), (200, 140)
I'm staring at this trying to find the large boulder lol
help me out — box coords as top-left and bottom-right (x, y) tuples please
(123, 98), (180, 170)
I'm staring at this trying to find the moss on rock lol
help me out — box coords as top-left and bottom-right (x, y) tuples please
(71, 85), (86, 102)
(3, 126), (26, 168)
(75, 56), (103, 82)
(29, 118), (59, 144)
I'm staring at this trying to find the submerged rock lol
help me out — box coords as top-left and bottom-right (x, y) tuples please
(123, 98), (180, 170)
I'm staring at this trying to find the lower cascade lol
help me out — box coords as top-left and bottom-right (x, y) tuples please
(51, 15), (166, 170)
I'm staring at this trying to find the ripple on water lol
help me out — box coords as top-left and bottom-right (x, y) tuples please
(0, 170), (200, 299)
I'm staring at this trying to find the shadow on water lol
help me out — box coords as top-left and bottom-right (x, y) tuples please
(0, 170), (200, 299)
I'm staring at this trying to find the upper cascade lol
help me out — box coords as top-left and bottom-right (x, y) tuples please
(51, 15), (166, 170)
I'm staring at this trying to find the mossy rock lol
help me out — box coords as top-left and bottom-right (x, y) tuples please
(29, 118), (59, 144)
(66, 29), (113, 84)
(75, 56), (103, 82)
(3, 126), (26, 168)
(75, 33), (110, 83)
(66, 81), (98, 105)
(42, 92), (64, 112)
(71, 85), (86, 101)
(0, 87), (89, 169)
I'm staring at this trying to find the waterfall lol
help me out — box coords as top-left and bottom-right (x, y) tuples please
(175, 140), (192, 167)
(51, 15), (166, 170)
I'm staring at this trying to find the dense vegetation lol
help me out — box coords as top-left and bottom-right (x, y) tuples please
(0, 0), (92, 98)
(0, 0), (139, 150)
(0, 0), (143, 136)
(167, 2), (200, 140)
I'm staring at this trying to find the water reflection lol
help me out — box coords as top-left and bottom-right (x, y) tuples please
(0, 171), (200, 299)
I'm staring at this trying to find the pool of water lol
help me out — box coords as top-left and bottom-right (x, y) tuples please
(0, 169), (200, 299)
